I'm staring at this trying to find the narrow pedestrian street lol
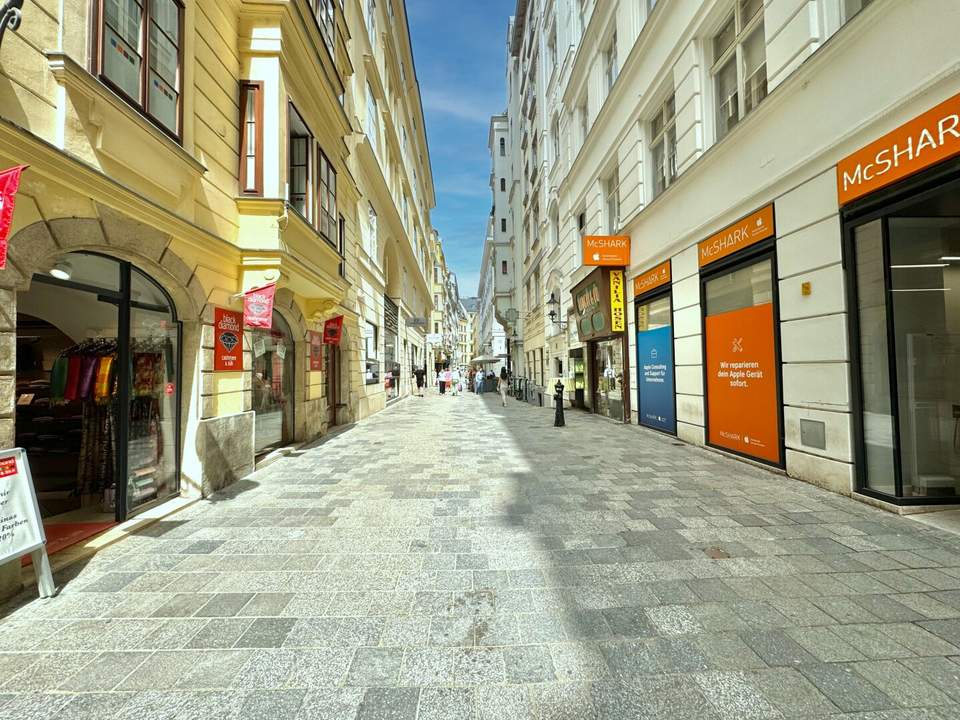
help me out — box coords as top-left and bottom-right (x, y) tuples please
(3, 392), (960, 719)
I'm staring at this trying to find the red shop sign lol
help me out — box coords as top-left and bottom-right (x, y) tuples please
(0, 165), (28, 270)
(214, 307), (244, 372)
(323, 315), (344, 345)
(0, 456), (18, 479)
(243, 283), (276, 329)
(309, 331), (324, 371)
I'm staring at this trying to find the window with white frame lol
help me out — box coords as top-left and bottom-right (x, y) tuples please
(605, 167), (620, 234)
(366, 0), (377, 42)
(311, 0), (335, 54)
(650, 92), (677, 199)
(712, 0), (767, 142)
(365, 203), (378, 260)
(578, 100), (589, 146)
(577, 211), (586, 237)
(578, 0), (587, 37)
(499, 137), (506, 156)
(551, 117), (560, 162)
(550, 206), (560, 247)
(604, 32), (618, 94)
(366, 82), (379, 156)
(844, 0), (874, 20)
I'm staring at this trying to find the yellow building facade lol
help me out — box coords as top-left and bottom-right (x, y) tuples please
(0, 0), (435, 595)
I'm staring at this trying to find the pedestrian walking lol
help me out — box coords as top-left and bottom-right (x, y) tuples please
(437, 369), (445, 395)
(451, 367), (461, 396)
(474, 369), (484, 394)
(497, 367), (509, 407)
(415, 367), (425, 397)
(443, 368), (452, 395)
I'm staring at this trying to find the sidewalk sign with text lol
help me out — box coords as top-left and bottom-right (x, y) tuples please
(0, 448), (55, 598)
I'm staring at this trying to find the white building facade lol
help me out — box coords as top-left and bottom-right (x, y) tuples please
(487, 0), (960, 509)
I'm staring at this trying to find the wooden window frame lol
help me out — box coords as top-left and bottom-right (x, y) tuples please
(94, 0), (185, 141)
(239, 81), (264, 196)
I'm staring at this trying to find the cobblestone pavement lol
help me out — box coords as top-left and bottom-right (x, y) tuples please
(4, 391), (960, 719)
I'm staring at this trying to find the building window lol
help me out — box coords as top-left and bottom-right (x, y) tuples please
(604, 32), (618, 94)
(579, 101), (589, 145)
(844, 0), (874, 20)
(650, 92), (677, 199)
(434, 294), (440, 305)
(338, 214), (345, 277)
(500, 218), (507, 233)
(500, 178), (506, 192)
(713, 0), (767, 141)
(605, 168), (620, 234)
(318, 151), (337, 246)
(364, 322), (379, 385)
(551, 206), (560, 247)
(434, 322), (439, 334)
(499, 138), (506, 156)
(98, 0), (183, 137)
(365, 203), (378, 260)
(366, 82), (379, 157)
(366, 0), (377, 42)
(239, 81), (263, 195)
(288, 105), (312, 220)
(551, 118), (560, 162)
(311, 0), (335, 54)
(577, 211), (586, 237)
(501, 260), (508, 274)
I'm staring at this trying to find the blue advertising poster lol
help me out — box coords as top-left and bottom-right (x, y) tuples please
(636, 325), (676, 432)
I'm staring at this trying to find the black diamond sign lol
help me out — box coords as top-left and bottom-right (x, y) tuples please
(219, 332), (239, 352)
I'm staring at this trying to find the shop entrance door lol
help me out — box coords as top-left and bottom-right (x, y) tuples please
(325, 342), (339, 428)
(251, 311), (295, 455)
(591, 338), (626, 422)
(635, 293), (676, 433)
(702, 253), (783, 466)
(15, 252), (181, 527)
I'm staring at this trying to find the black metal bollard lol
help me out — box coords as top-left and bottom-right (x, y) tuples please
(554, 380), (565, 427)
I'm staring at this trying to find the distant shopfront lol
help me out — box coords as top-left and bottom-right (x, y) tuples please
(840, 92), (960, 503)
(633, 261), (675, 434)
(571, 267), (630, 423)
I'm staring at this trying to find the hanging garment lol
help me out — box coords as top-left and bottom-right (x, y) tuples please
(94, 355), (115, 402)
(78, 355), (98, 400)
(63, 355), (82, 401)
(77, 401), (115, 496)
(133, 353), (161, 397)
(49, 356), (69, 402)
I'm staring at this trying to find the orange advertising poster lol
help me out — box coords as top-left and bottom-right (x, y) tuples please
(583, 235), (630, 266)
(837, 92), (960, 206)
(633, 260), (671, 297)
(698, 204), (775, 268)
(705, 302), (781, 465)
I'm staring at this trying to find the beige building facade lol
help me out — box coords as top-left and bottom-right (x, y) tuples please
(0, 0), (438, 597)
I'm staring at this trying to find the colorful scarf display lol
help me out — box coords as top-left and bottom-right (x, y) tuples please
(94, 355), (115, 402)
(63, 355), (82, 401)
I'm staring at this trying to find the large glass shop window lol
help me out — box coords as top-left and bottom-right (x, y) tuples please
(251, 312), (295, 454)
(15, 252), (181, 523)
(853, 192), (960, 498)
(636, 295), (675, 433)
(593, 338), (625, 422)
(384, 297), (400, 400)
(703, 257), (781, 465)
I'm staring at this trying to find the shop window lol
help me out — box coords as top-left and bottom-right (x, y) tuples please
(310, 0), (335, 54)
(318, 151), (337, 247)
(364, 321), (380, 385)
(239, 81), (263, 196)
(650, 92), (677, 199)
(98, 0), (182, 137)
(705, 259), (773, 314)
(712, 0), (767, 142)
(288, 105), (312, 220)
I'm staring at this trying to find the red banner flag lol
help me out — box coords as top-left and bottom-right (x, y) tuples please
(0, 165), (28, 270)
(214, 307), (244, 372)
(243, 283), (276, 329)
(323, 315), (344, 345)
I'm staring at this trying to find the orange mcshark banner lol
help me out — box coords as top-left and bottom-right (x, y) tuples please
(705, 302), (781, 465)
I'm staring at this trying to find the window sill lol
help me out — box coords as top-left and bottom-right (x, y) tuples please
(46, 52), (206, 180)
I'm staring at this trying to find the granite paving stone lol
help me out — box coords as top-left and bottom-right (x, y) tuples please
(6, 392), (960, 718)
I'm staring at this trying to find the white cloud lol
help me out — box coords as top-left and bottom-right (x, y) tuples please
(422, 87), (501, 124)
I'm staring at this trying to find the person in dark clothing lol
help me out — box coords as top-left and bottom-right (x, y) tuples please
(415, 367), (425, 397)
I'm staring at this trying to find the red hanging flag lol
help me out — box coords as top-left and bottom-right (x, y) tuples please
(243, 283), (276, 329)
(323, 315), (344, 345)
(0, 165), (28, 270)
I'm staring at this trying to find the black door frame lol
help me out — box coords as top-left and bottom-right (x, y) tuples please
(842, 160), (960, 505)
(634, 285), (677, 435)
(31, 252), (183, 522)
(698, 240), (786, 468)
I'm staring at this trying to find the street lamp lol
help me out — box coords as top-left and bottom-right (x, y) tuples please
(547, 292), (567, 328)
(0, 0), (24, 49)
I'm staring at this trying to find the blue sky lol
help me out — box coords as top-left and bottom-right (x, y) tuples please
(407, 0), (516, 298)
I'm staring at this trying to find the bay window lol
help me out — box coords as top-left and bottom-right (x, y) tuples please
(288, 105), (312, 220)
(318, 151), (337, 246)
(239, 82), (263, 195)
(283, 103), (337, 245)
(310, 0), (335, 54)
(712, 0), (767, 141)
(98, 0), (183, 137)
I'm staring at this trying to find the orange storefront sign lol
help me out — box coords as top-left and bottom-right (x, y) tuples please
(633, 260), (671, 297)
(698, 204), (775, 268)
(837, 92), (960, 206)
(705, 303), (781, 465)
(583, 235), (630, 266)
